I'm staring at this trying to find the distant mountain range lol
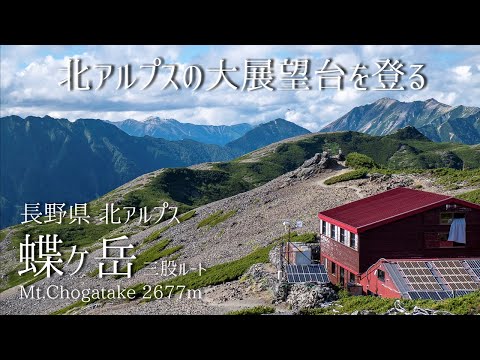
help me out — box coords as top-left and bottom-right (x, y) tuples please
(5, 96), (479, 229)
(225, 118), (310, 154)
(0, 116), (309, 228)
(109, 117), (253, 145)
(321, 98), (480, 144)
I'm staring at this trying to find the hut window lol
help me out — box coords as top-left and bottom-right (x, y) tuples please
(349, 272), (356, 283)
(377, 269), (385, 282)
(440, 212), (454, 225)
(339, 267), (345, 286)
(330, 225), (336, 239)
(321, 220), (326, 235)
(340, 228), (346, 244)
(350, 232), (357, 249)
(331, 262), (336, 275)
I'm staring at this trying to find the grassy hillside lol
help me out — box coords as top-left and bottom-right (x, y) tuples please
(122, 129), (480, 208)
(120, 129), (480, 207)
(457, 189), (480, 204)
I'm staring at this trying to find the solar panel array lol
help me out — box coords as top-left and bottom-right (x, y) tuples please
(408, 291), (452, 300)
(285, 264), (329, 284)
(433, 260), (479, 290)
(465, 259), (480, 280)
(396, 261), (442, 291)
(408, 289), (473, 300)
(390, 259), (480, 300)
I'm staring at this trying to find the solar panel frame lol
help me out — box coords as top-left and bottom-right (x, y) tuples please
(285, 264), (330, 284)
(468, 260), (480, 268)
(427, 291), (441, 300)
(437, 292), (450, 300)
(403, 260), (480, 299)
(396, 261), (444, 291)
(471, 269), (480, 279)
(408, 291), (454, 300)
(408, 292), (421, 300)
(454, 289), (473, 296)
(431, 260), (480, 292)
(465, 259), (480, 281)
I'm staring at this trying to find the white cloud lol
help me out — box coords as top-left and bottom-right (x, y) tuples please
(1, 45), (480, 132)
(452, 65), (472, 81)
(332, 87), (361, 104)
(436, 92), (458, 105)
(362, 45), (413, 59)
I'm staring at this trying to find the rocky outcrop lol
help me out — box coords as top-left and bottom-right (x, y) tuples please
(283, 152), (337, 186)
(438, 151), (463, 170)
(350, 310), (377, 315)
(273, 282), (289, 303)
(285, 283), (338, 310)
(242, 263), (278, 291)
(368, 173), (414, 189)
(268, 245), (282, 270)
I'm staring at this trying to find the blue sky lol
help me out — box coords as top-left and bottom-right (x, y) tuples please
(1, 45), (479, 131)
